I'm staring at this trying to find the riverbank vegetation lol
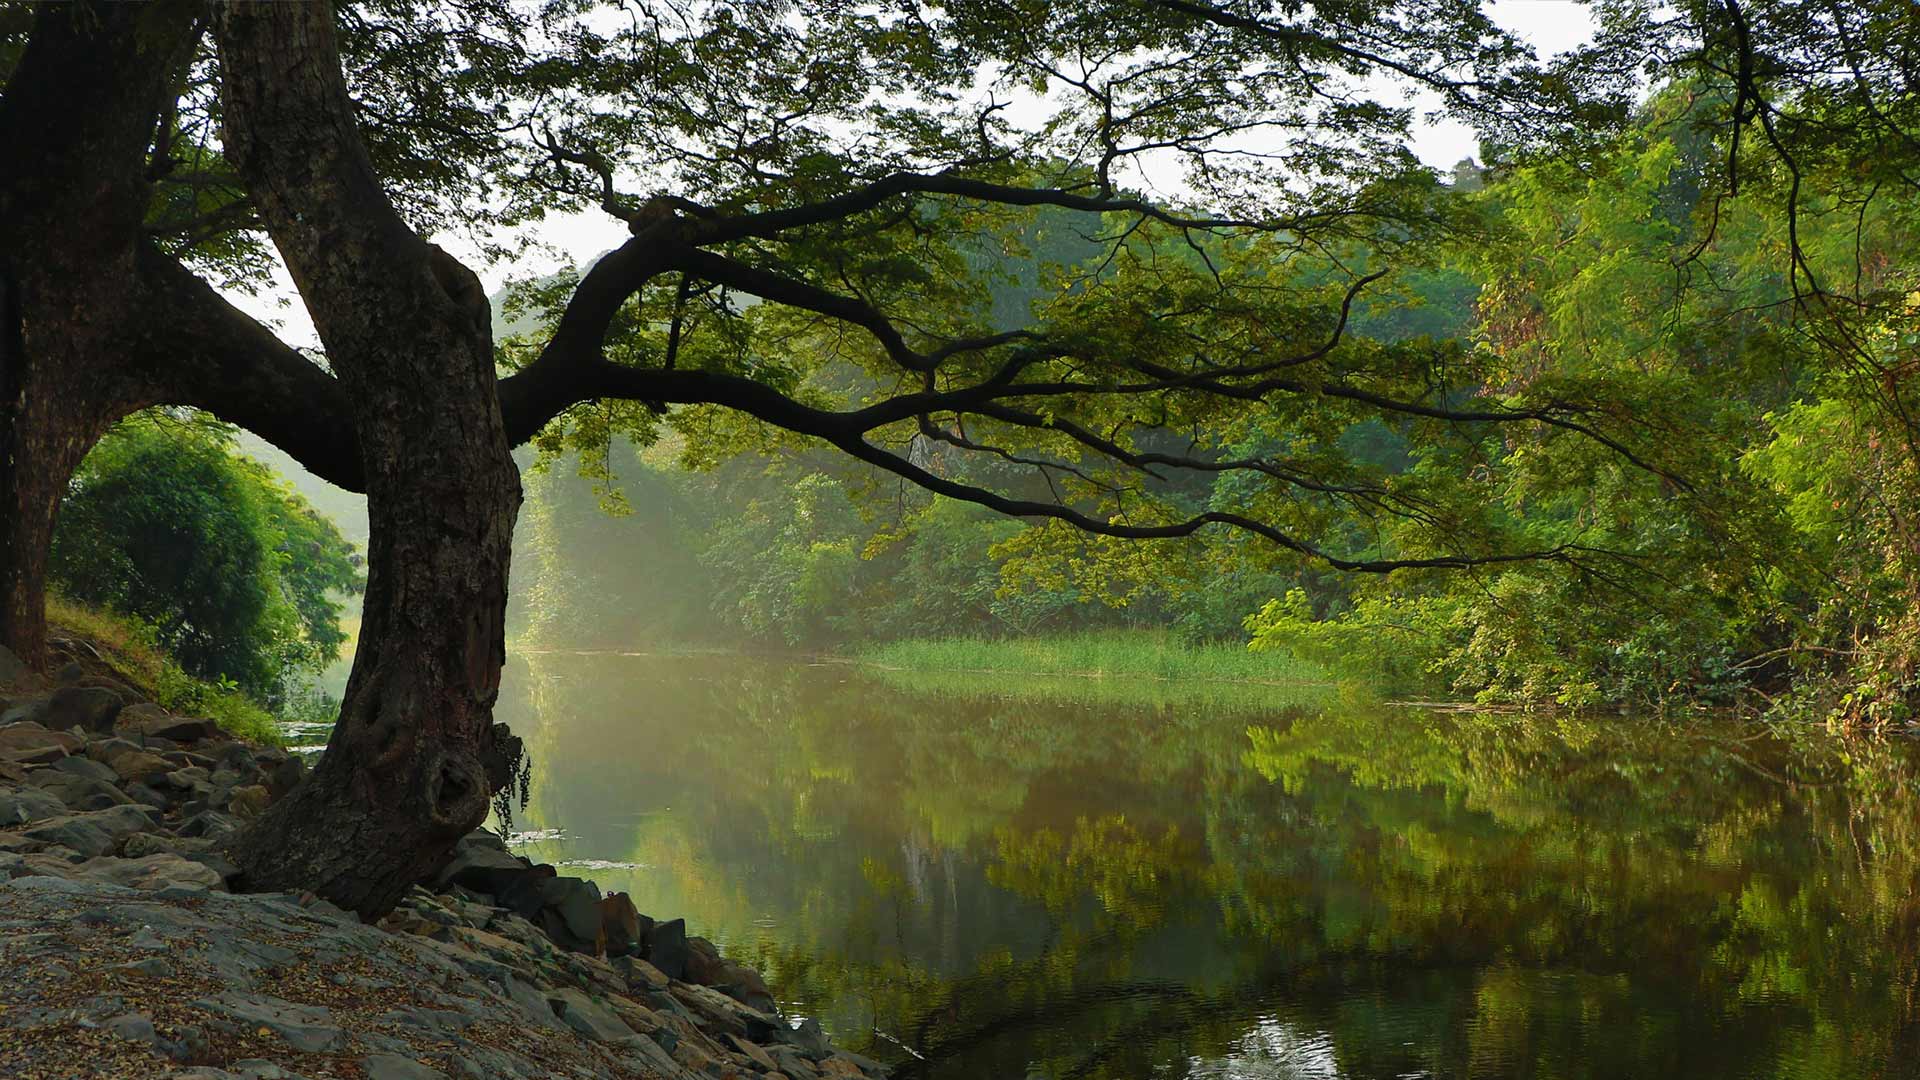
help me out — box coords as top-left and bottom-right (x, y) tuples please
(44, 596), (284, 744)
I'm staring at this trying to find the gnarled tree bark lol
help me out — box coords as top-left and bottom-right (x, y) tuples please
(0, 2), (202, 668)
(214, 0), (523, 918)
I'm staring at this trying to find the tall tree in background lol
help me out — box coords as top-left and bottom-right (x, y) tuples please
(3, 0), (1909, 914)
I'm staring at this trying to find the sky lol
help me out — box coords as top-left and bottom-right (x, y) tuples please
(223, 0), (1598, 351)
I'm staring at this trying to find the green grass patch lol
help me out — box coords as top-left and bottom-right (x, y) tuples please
(48, 596), (285, 744)
(855, 629), (1336, 712)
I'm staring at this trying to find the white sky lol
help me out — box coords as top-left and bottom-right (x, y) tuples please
(224, 0), (1596, 350)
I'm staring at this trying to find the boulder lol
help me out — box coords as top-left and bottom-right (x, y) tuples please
(21, 805), (158, 857)
(266, 755), (306, 800)
(105, 747), (174, 784)
(50, 754), (121, 785)
(0, 644), (27, 684)
(73, 674), (144, 706)
(75, 852), (225, 891)
(27, 769), (135, 811)
(646, 917), (690, 980)
(540, 876), (603, 948)
(0, 785), (68, 826)
(54, 661), (85, 685)
(120, 711), (219, 744)
(600, 892), (646, 957)
(434, 830), (531, 895)
(0, 720), (78, 764)
(545, 987), (634, 1043)
(46, 686), (123, 733)
(0, 698), (48, 726)
(192, 992), (347, 1054)
(361, 1054), (449, 1080)
(684, 935), (726, 986)
(227, 784), (271, 819)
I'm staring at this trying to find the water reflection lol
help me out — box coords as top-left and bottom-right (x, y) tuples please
(493, 652), (1920, 1079)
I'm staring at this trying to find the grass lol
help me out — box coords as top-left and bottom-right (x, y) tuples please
(855, 629), (1337, 712)
(46, 596), (284, 744)
(861, 629), (1329, 684)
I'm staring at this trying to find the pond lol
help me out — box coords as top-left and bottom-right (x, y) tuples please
(489, 651), (1920, 1079)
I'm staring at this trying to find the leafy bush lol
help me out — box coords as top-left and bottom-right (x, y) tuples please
(50, 413), (362, 701)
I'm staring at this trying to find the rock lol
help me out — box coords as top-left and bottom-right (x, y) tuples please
(0, 697), (48, 727)
(793, 1017), (833, 1057)
(27, 768), (136, 811)
(74, 852), (224, 891)
(613, 954), (671, 992)
(21, 805), (158, 857)
(105, 1011), (160, 1046)
(227, 784), (271, 819)
(266, 756), (306, 800)
(494, 862), (559, 919)
(179, 810), (240, 838)
(54, 661), (85, 685)
(193, 992), (347, 1053)
(540, 875), (603, 948)
(73, 674), (144, 705)
(769, 1044), (821, 1078)
(105, 747), (174, 783)
(434, 830), (530, 894)
(0, 644), (27, 684)
(729, 1034), (780, 1072)
(0, 719), (79, 764)
(124, 713), (221, 746)
(715, 960), (778, 1015)
(46, 685), (123, 733)
(648, 917), (690, 980)
(600, 892), (644, 957)
(684, 935), (726, 986)
(545, 987), (634, 1043)
(0, 784), (67, 825)
(50, 754), (122, 787)
(124, 781), (174, 810)
(362, 1054), (449, 1080)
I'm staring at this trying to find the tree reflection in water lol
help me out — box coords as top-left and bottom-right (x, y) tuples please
(496, 653), (1920, 1079)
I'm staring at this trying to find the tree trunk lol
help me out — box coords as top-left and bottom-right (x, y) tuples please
(216, 0), (524, 918)
(0, 3), (202, 670)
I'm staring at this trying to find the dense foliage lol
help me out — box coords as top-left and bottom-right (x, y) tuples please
(509, 68), (1920, 721)
(50, 414), (364, 701)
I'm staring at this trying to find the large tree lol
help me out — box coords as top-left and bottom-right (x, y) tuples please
(3, 0), (1892, 915)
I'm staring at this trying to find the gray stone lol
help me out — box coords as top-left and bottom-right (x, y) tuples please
(47, 685), (123, 733)
(769, 1044), (820, 1078)
(192, 992), (346, 1053)
(497, 974), (566, 1030)
(106, 1011), (160, 1045)
(362, 1055), (449, 1080)
(0, 698), (47, 727)
(53, 661), (84, 686)
(51, 753), (121, 785)
(434, 830), (530, 894)
(0, 785), (67, 825)
(545, 986), (633, 1043)
(793, 1016), (833, 1056)
(542, 875), (602, 944)
(28, 768), (136, 811)
(614, 1033), (691, 1078)
(0, 719), (77, 763)
(76, 852), (225, 891)
(21, 805), (158, 856)
(179, 809), (240, 837)
(647, 916), (689, 980)
(0, 644), (27, 684)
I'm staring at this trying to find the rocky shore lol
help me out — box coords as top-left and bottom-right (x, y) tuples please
(0, 643), (886, 1080)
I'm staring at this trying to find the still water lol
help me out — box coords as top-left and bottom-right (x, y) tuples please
(489, 652), (1920, 1079)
